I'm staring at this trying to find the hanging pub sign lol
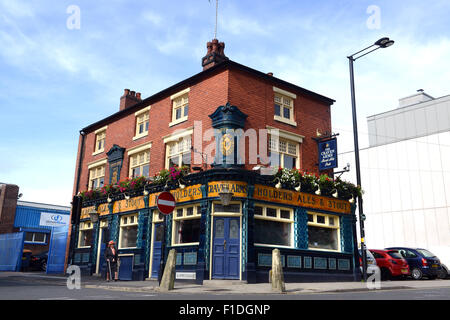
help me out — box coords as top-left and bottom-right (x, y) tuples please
(318, 138), (338, 171)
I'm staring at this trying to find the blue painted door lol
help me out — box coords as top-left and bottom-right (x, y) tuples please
(118, 255), (133, 280)
(151, 223), (164, 278)
(212, 217), (240, 279)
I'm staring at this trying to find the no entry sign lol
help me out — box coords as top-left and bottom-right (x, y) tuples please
(156, 191), (176, 215)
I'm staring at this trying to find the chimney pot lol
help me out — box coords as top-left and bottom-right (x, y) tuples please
(136, 92), (141, 100)
(202, 38), (228, 70)
(120, 88), (140, 111)
(267, 72), (273, 76)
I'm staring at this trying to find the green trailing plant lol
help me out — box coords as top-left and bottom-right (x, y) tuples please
(318, 174), (335, 196)
(79, 166), (191, 202)
(273, 167), (362, 200)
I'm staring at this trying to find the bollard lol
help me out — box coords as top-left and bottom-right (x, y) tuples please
(158, 249), (176, 291)
(271, 248), (286, 293)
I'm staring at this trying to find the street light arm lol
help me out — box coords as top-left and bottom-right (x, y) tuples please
(348, 43), (377, 60)
(351, 45), (382, 61)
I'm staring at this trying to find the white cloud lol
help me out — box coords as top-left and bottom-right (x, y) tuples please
(0, 0), (35, 18)
(142, 10), (163, 26)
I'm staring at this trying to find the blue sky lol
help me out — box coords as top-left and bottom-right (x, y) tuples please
(1, 0), (449, 206)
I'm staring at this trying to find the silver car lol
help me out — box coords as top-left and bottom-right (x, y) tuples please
(359, 249), (380, 277)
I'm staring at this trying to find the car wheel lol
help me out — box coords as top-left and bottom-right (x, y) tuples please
(381, 268), (391, 281)
(41, 261), (47, 272)
(411, 268), (423, 280)
(438, 266), (449, 279)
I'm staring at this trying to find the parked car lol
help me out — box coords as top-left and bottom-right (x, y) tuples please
(438, 264), (449, 279)
(30, 251), (48, 271)
(358, 249), (380, 277)
(369, 249), (410, 280)
(386, 247), (442, 280)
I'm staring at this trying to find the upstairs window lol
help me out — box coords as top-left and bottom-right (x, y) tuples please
(130, 150), (150, 177)
(273, 87), (297, 126)
(166, 136), (191, 169)
(88, 164), (105, 190)
(133, 106), (151, 140)
(266, 126), (303, 170)
(269, 136), (299, 169)
(169, 88), (190, 126)
(93, 126), (107, 155)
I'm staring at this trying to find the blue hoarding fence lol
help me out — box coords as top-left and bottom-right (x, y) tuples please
(46, 225), (69, 274)
(0, 232), (25, 271)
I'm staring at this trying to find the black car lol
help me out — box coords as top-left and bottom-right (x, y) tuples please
(30, 251), (48, 271)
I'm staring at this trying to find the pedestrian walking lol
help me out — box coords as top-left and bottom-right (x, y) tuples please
(104, 240), (119, 282)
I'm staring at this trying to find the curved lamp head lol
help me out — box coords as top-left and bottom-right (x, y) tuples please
(374, 37), (395, 48)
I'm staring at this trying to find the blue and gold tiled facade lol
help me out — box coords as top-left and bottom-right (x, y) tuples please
(69, 168), (360, 283)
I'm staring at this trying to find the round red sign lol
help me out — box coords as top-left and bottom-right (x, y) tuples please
(156, 191), (176, 215)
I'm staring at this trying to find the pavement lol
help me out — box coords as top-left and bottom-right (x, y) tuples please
(1, 271), (449, 295)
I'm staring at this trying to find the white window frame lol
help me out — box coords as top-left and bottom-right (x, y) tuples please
(307, 212), (341, 252)
(93, 126), (107, 155)
(266, 126), (303, 169)
(87, 159), (106, 190)
(24, 232), (47, 244)
(273, 87), (297, 126)
(133, 106), (151, 140)
(172, 205), (201, 246)
(78, 221), (93, 248)
(169, 88), (190, 127)
(163, 128), (193, 169)
(128, 142), (152, 178)
(253, 204), (294, 248)
(119, 214), (138, 249)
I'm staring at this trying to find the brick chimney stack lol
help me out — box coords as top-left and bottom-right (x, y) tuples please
(201, 39), (228, 71)
(120, 89), (142, 111)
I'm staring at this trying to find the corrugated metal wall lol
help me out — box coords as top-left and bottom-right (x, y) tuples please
(14, 205), (70, 230)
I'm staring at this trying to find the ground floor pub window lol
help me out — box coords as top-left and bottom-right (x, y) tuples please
(78, 221), (93, 248)
(119, 214), (138, 249)
(172, 205), (201, 245)
(254, 205), (293, 247)
(307, 212), (340, 251)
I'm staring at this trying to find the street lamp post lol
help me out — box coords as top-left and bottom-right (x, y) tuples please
(347, 37), (394, 281)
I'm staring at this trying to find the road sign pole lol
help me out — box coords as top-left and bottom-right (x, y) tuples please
(156, 191), (176, 285)
(157, 214), (167, 286)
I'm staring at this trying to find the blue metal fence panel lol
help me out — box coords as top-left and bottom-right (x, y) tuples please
(46, 226), (69, 274)
(0, 232), (25, 271)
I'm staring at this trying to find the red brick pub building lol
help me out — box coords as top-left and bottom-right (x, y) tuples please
(68, 39), (360, 283)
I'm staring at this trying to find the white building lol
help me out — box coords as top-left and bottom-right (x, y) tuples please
(338, 90), (450, 266)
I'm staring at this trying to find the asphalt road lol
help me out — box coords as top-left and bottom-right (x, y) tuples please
(0, 276), (449, 300)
